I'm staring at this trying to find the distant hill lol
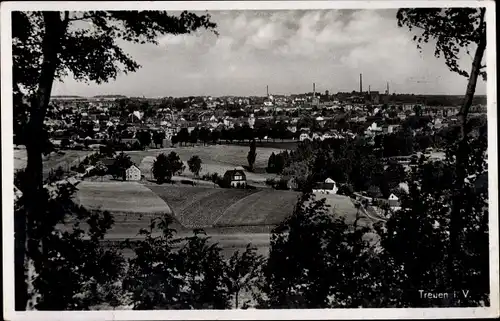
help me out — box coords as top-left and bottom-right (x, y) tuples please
(93, 95), (127, 99)
(51, 95), (84, 98)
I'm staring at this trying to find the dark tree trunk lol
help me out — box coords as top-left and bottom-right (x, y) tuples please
(449, 9), (486, 291)
(15, 11), (67, 311)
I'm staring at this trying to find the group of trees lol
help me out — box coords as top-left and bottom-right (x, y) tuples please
(172, 127), (213, 147)
(271, 138), (385, 194)
(135, 130), (166, 149)
(171, 122), (296, 147)
(152, 152), (186, 183)
(375, 130), (416, 157)
(266, 151), (290, 174)
(150, 153), (211, 184)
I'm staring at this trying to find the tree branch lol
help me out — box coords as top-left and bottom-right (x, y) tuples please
(62, 11), (70, 28)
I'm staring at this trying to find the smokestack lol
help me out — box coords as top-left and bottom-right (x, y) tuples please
(313, 82), (316, 98)
(386, 82), (389, 95)
(267, 85), (269, 97)
(368, 85), (371, 94)
(360, 73), (363, 93)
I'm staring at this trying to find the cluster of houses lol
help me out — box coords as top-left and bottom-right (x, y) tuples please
(42, 91), (483, 151)
(310, 177), (404, 214)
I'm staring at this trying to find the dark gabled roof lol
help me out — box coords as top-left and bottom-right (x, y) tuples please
(127, 165), (140, 171)
(313, 183), (336, 190)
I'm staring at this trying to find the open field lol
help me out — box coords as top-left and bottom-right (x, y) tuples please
(220, 140), (299, 150)
(147, 185), (262, 228)
(313, 193), (365, 226)
(65, 181), (184, 236)
(214, 190), (301, 226)
(14, 148), (91, 176)
(69, 182), (376, 260)
(74, 181), (172, 214)
(127, 145), (283, 182)
(139, 156), (278, 183)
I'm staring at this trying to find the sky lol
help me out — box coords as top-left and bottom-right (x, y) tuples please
(52, 9), (486, 98)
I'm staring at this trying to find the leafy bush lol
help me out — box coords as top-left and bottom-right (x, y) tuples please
(15, 180), (125, 310)
(123, 218), (231, 309)
(265, 178), (276, 186)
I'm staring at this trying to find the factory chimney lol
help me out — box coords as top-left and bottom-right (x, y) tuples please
(368, 85), (371, 95)
(313, 82), (316, 98)
(386, 82), (389, 95)
(266, 85), (269, 97)
(360, 73), (363, 93)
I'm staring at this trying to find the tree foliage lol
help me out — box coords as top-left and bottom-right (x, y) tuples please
(397, 8), (486, 80)
(187, 155), (202, 178)
(112, 152), (133, 180)
(152, 152), (185, 184)
(94, 161), (108, 181)
(260, 194), (379, 308)
(247, 139), (257, 172)
(13, 10), (218, 310)
(152, 153), (171, 184)
(398, 7), (488, 290)
(227, 245), (266, 309)
(375, 133), (489, 306)
(14, 180), (125, 310)
(123, 217), (231, 309)
(136, 130), (152, 149)
(152, 131), (165, 148)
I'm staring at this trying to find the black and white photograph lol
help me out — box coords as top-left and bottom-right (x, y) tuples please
(2, 1), (499, 319)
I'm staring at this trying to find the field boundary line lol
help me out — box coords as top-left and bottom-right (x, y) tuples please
(212, 190), (265, 226)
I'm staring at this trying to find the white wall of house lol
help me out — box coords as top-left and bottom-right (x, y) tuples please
(126, 165), (141, 181)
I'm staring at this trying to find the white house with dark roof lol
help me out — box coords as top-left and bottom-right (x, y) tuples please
(312, 178), (338, 195)
(387, 193), (401, 211)
(223, 168), (247, 187)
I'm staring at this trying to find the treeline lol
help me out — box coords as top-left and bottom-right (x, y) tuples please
(171, 122), (296, 146)
(386, 94), (486, 106)
(266, 138), (406, 198)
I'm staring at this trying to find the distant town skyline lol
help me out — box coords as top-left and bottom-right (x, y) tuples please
(52, 9), (487, 98)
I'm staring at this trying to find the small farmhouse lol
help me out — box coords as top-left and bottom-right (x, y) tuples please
(223, 169), (247, 187)
(312, 178), (338, 195)
(125, 165), (141, 181)
(387, 193), (401, 211)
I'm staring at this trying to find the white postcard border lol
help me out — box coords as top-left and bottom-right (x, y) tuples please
(1, 1), (498, 320)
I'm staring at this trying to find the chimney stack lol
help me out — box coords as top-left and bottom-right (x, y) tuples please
(386, 82), (389, 95)
(359, 73), (363, 93)
(368, 85), (371, 94)
(313, 82), (316, 98)
(266, 85), (269, 97)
